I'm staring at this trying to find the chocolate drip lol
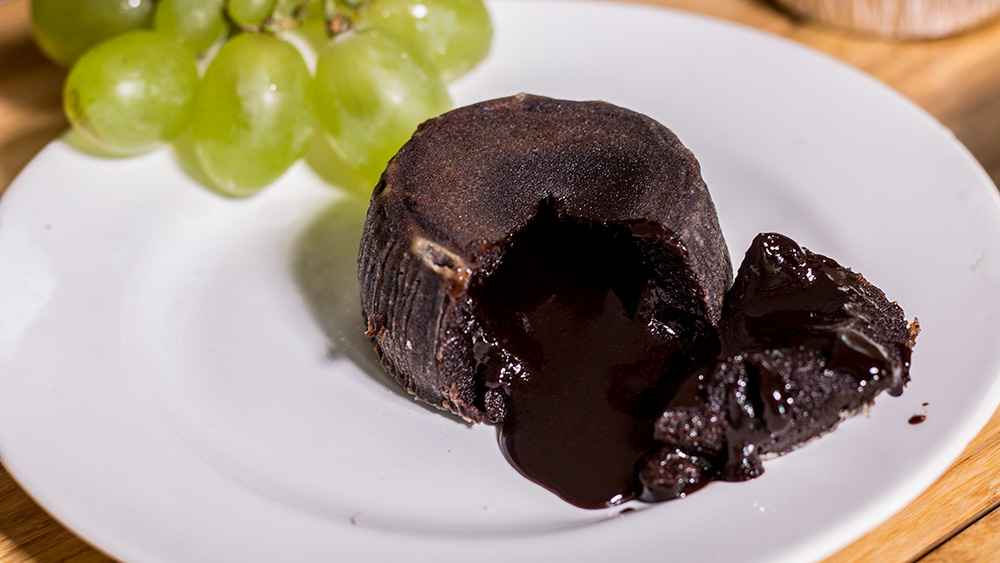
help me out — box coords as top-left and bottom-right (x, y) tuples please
(470, 206), (706, 508)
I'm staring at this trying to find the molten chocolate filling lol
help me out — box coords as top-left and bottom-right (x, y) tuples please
(470, 206), (708, 508)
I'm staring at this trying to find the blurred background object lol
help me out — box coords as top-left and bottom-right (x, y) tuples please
(773, 0), (1000, 38)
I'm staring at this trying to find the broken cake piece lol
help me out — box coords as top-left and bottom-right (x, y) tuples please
(639, 232), (919, 502)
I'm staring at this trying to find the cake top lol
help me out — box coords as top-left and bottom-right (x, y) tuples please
(376, 94), (732, 316)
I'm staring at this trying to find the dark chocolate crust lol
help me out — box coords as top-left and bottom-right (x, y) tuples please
(358, 94), (733, 422)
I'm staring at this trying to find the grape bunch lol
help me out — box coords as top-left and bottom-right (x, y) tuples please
(32, 0), (492, 196)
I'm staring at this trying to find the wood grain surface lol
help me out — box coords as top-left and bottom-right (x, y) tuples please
(923, 506), (1000, 563)
(2, 0), (1000, 561)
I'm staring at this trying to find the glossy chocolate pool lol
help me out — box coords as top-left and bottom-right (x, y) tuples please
(470, 208), (707, 508)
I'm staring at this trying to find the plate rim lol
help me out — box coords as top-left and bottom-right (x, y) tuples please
(2, 1), (1000, 562)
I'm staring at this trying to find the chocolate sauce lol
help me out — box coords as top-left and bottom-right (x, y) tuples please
(909, 414), (926, 425)
(471, 209), (699, 509)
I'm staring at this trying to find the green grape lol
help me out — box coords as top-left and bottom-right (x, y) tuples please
(313, 27), (451, 183)
(358, 0), (492, 82)
(191, 33), (314, 196)
(227, 0), (278, 28)
(31, 0), (155, 67)
(63, 31), (198, 155)
(154, 0), (228, 55)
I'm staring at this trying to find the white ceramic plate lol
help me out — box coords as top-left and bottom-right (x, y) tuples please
(3, 1), (1000, 562)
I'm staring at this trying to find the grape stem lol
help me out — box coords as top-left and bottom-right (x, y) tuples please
(262, 0), (311, 34)
(322, 0), (357, 37)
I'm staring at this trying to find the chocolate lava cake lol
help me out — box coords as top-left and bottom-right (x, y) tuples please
(357, 94), (917, 508)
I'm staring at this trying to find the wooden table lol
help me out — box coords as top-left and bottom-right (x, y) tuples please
(2, 0), (1000, 560)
